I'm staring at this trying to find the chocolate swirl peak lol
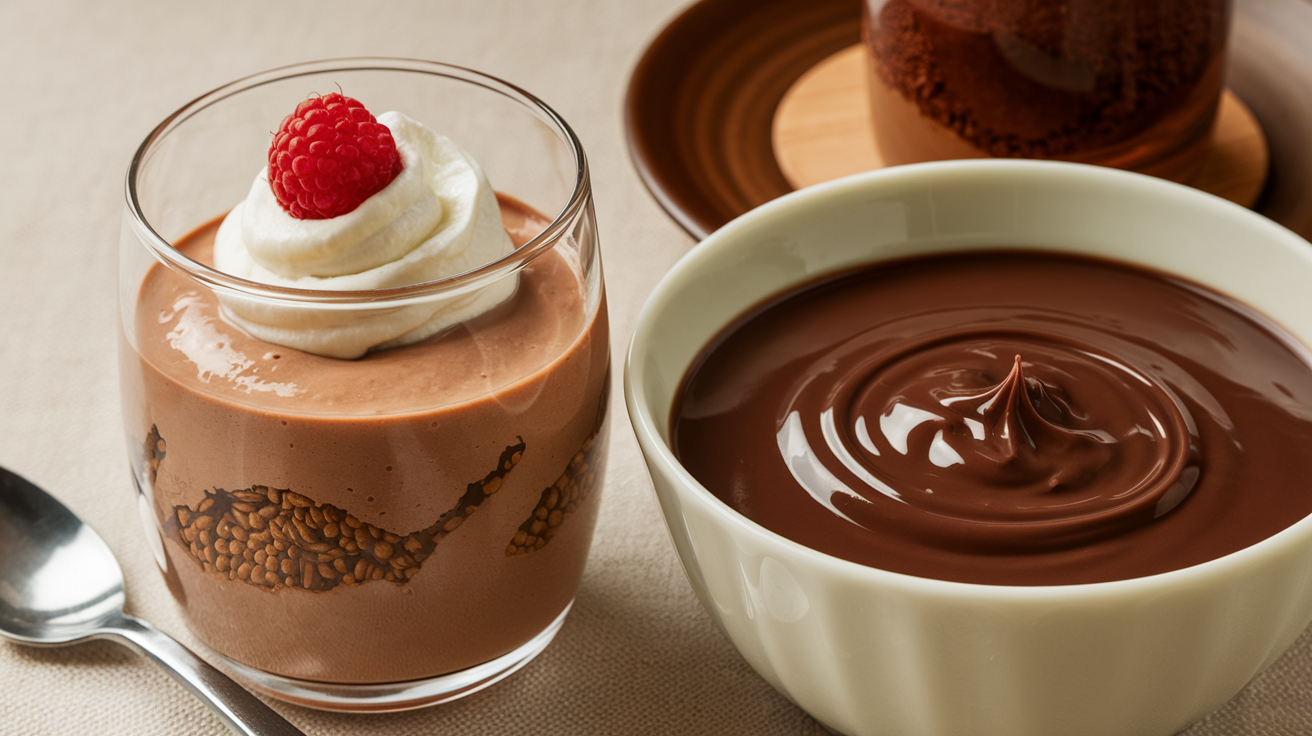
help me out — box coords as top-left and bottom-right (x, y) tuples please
(951, 355), (1109, 484)
(955, 354), (1117, 482)
(824, 336), (1201, 552)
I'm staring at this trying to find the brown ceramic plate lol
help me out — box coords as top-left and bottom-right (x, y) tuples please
(624, 0), (861, 240)
(626, 0), (1312, 241)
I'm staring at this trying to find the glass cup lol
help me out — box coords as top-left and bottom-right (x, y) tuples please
(863, 0), (1233, 183)
(119, 59), (610, 711)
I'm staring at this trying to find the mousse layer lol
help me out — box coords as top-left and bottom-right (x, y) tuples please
(124, 197), (610, 682)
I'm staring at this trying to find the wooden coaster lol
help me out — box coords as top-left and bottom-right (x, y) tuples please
(774, 45), (1270, 208)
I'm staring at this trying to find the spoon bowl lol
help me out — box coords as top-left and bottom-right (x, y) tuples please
(0, 469), (126, 643)
(0, 467), (307, 736)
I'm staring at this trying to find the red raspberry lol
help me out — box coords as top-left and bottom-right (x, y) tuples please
(267, 93), (403, 219)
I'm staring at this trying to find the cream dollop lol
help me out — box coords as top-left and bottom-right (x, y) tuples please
(212, 111), (515, 359)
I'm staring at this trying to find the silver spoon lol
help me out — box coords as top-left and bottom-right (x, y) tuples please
(0, 467), (308, 736)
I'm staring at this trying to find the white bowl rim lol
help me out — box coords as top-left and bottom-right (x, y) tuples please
(625, 158), (1312, 603)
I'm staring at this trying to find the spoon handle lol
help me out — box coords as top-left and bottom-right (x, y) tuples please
(103, 615), (309, 736)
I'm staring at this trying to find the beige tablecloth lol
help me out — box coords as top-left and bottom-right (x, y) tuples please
(1, 2), (1311, 734)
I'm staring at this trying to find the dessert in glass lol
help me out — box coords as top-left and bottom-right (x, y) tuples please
(119, 59), (610, 712)
(863, 0), (1233, 182)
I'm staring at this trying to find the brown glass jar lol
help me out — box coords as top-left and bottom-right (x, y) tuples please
(864, 0), (1233, 182)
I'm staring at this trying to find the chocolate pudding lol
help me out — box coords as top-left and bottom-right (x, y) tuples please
(671, 251), (1312, 586)
(121, 196), (610, 683)
(864, 0), (1231, 181)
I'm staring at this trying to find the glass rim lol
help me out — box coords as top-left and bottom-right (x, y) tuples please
(124, 57), (591, 306)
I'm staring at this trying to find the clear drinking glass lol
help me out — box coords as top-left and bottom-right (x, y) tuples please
(863, 0), (1233, 183)
(119, 59), (610, 711)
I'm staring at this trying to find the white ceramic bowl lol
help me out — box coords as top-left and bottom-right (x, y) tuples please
(625, 160), (1312, 736)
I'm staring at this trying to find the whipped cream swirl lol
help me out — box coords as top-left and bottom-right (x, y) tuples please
(213, 111), (515, 359)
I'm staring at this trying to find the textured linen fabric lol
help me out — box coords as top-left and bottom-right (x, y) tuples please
(0, 1), (1309, 734)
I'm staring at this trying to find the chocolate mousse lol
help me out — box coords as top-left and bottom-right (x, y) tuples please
(123, 194), (610, 683)
(864, 0), (1230, 181)
(671, 251), (1312, 586)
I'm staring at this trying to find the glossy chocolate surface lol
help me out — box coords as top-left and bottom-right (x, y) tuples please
(672, 251), (1312, 585)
